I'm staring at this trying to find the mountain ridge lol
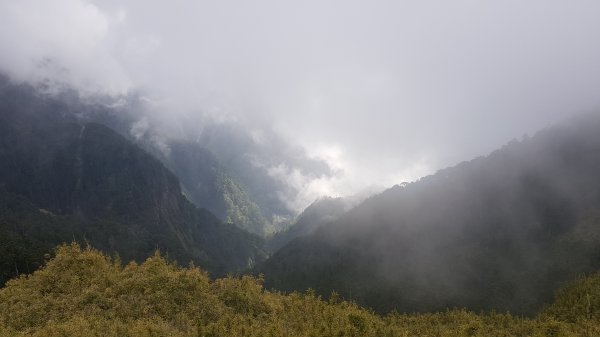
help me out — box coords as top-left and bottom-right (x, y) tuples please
(258, 113), (600, 315)
(0, 78), (266, 283)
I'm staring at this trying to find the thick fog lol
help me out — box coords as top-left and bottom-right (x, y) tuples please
(2, 0), (600, 210)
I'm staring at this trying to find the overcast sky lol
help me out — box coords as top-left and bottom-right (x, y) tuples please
(2, 0), (600, 201)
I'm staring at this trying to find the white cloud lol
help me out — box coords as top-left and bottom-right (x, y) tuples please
(130, 117), (149, 140)
(3, 0), (600, 211)
(0, 0), (130, 94)
(267, 163), (340, 213)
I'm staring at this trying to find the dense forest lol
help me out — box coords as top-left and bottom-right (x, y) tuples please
(82, 87), (326, 236)
(0, 75), (309, 238)
(267, 196), (349, 253)
(1, 243), (600, 337)
(0, 78), (265, 283)
(259, 114), (600, 315)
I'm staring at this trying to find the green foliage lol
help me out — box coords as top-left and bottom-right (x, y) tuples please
(543, 271), (600, 323)
(216, 170), (269, 236)
(158, 141), (274, 237)
(1, 244), (600, 336)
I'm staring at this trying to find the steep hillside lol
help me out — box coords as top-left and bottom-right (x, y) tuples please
(0, 79), (265, 283)
(72, 93), (295, 236)
(267, 197), (348, 252)
(259, 114), (600, 315)
(160, 141), (269, 236)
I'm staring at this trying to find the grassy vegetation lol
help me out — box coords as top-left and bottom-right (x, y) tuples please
(1, 243), (600, 336)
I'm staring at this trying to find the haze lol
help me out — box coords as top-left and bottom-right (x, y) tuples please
(2, 0), (600, 210)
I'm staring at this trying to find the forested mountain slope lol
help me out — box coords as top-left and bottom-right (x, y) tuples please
(259, 114), (600, 315)
(80, 94), (327, 237)
(267, 197), (348, 253)
(158, 140), (270, 236)
(0, 79), (265, 284)
(64, 92), (281, 237)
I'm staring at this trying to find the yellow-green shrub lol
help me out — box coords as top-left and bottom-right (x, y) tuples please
(2, 243), (600, 337)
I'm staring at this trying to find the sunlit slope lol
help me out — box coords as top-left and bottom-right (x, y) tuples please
(259, 114), (600, 315)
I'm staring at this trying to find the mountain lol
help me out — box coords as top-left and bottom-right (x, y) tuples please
(51, 82), (337, 237)
(149, 139), (271, 236)
(72, 96), (309, 236)
(267, 196), (349, 253)
(258, 114), (600, 315)
(0, 77), (265, 284)
(66, 100), (277, 237)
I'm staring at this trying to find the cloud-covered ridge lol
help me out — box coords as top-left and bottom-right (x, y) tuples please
(3, 0), (600, 210)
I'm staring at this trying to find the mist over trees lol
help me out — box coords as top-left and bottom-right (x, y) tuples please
(72, 84), (336, 236)
(4, 72), (600, 318)
(0, 76), (265, 283)
(4, 1), (600, 335)
(267, 196), (351, 253)
(259, 113), (600, 315)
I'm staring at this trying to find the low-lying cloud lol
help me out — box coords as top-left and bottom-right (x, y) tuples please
(2, 0), (600, 211)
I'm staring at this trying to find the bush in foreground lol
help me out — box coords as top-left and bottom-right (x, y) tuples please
(1, 243), (599, 336)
